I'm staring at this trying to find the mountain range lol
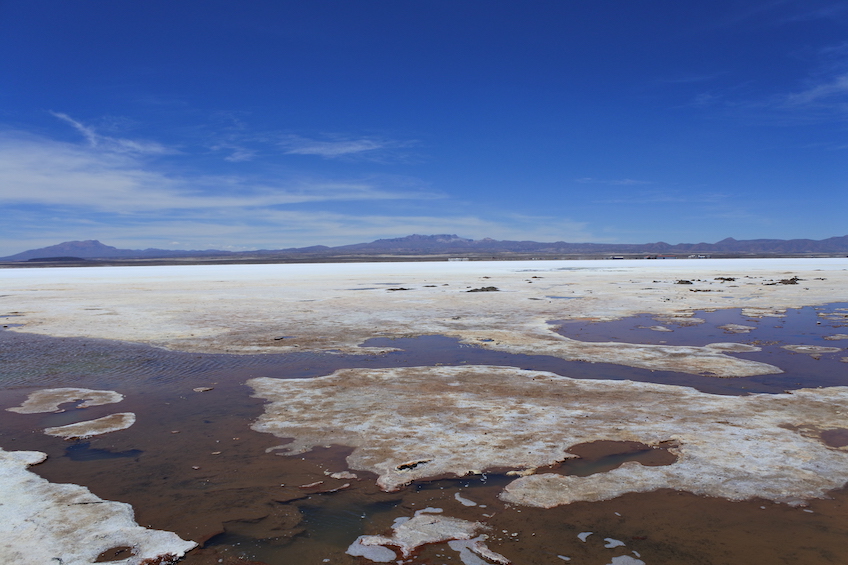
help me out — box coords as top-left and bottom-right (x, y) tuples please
(2, 234), (848, 262)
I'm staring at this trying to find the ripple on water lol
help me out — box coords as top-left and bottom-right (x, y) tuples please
(3, 305), (848, 565)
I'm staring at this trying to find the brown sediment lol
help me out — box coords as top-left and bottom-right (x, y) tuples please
(0, 378), (385, 550)
(525, 440), (679, 479)
(565, 440), (678, 467)
(468, 487), (848, 565)
(95, 546), (135, 562)
(0, 354), (843, 564)
(821, 429), (848, 448)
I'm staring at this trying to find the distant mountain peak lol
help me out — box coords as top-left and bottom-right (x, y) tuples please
(2, 234), (847, 262)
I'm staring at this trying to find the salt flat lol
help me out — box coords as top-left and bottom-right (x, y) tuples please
(2, 258), (848, 564)
(2, 258), (846, 375)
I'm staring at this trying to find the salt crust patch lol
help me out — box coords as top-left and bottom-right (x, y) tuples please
(43, 412), (136, 439)
(608, 556), (645, 565)
(782, 344), (841, 354)
(0, 447), (196, 565)
(454, 331), (776, 377)
(249, 366), (848, 504)
(824, 334), (848, 341)
(452, 330), (783, 377)
(7, 387), (123, 414)
(448, 535), (512, 565)
(328, 470), (358, 479)
(718, 324), (756, 333)
(604, 538), (626, 548)
(348, 507), (489, 560)
(345, 537), (396, 562)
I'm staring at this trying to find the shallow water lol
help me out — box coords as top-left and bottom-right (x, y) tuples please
(1, 304), (847, 564)
(554, 303), (848, 392)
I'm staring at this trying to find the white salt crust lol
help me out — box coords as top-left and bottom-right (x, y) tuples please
(0, 447), (196, 565)
(3, 258), (846, 376)
(43, 412), (136, 439)
(249, 365), (848, 506)
(6, 387), (124, 414)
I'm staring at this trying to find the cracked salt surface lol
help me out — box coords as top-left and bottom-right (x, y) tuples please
(250, 365), (848, 506)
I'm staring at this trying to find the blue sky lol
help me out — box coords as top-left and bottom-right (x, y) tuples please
(1, 1), (847, 255)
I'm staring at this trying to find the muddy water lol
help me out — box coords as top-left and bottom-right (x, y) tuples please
(1, 305), (847, 564)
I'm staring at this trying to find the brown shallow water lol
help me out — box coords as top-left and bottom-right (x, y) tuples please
(1, 304), (847, 564)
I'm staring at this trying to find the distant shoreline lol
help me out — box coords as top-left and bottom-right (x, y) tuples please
(3, 251), (848, 269)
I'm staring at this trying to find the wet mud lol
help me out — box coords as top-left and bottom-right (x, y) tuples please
(1, 304), (847, 564)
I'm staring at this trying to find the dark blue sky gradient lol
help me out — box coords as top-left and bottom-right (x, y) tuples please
(1, 1), (847, 253)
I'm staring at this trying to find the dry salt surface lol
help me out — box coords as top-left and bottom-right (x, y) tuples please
(1, 258), (846, 376)
(0, 447), (196, 565)
(250, 365), (848, 505)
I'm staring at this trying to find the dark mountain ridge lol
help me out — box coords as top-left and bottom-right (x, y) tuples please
(2, 234), (848, 262)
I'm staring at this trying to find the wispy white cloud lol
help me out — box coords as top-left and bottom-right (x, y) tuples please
(686, 42), (848, 121)
(279, 134), (414, 160)
(0, 206), (598, 256)
(50, 112), (173, 155)
(0, 128), (599, 255)
(200, 129), (416, 163)
(208, 141), (258, 162)
(0, 123), (601, 255)
(0, 131), (438, 214)
(576, 177), (652, 186)
(593, 190), (728, 205)
(782, 73), (848, 105)
(282, 136), (383, 156)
